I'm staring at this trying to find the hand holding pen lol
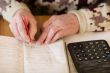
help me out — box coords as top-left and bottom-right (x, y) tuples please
(9, 9), (37, 43)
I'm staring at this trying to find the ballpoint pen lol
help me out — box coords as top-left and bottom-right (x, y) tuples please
(22, 16), (31, 43)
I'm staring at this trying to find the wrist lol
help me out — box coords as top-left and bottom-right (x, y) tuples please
(68, 10), (87, 33)
(68, 13), (80, 34)
(2, 1), (30, 22)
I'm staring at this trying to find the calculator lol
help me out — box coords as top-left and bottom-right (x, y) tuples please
(67, 40), (110, 73)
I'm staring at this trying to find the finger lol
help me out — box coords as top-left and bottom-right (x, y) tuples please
(9, 23), (22, 41)
(16, 15), (30, 42)
(29, 18), (37, 40)
(43, 15), (56, 28)
(51, 31), (64, 43)
(36, 27), (50, 45)
(45, 26), (61, 44)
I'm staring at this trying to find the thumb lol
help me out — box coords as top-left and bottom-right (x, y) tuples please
(29, 19), (37, 40)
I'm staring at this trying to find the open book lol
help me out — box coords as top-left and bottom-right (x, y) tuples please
(0, 36), (69, 73)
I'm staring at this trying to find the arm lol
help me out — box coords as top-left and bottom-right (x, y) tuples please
(68, 1), (110, 33)
(0, 0), (37, 42)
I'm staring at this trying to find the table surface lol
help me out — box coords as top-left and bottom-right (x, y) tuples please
(0, 16), (50, 37)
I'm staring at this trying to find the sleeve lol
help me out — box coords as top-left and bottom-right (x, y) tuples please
(68, 2), (110, 33)
(0, 0), (30, 22)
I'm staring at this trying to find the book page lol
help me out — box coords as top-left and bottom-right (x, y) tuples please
(23, 40), (69, 73)
(0, 36), (24, 73)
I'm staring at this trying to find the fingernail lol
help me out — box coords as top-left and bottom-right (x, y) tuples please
(30, 35), (35, 40)
(18, 39), (24, 43)
(26, 38), (31, 43)
(36, 43), (41, 46)
(45, 41), (49, 44)
(36, 41), (41, 45)
(16, 37), (24, 43)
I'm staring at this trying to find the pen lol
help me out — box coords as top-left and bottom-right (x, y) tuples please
(22, 16), (31, 42)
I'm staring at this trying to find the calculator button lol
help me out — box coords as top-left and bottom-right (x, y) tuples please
(102, 55), (106, 58)
(95, 53), (98, 55)
(83, 54), (86, 57)
(93, 49), (96, 52)
(90, 56), (94, 59)
(73, 46), (76, 48)
(89, 42), (93, 45)
(87, 50), (91, 52)
(78, 58), (82, 61)
(84, 57), (88, 60)
(103, 59), (107, 62)
(96, 56), (100, 59)
(106, 51), (110, 54)
(103, 44), (106, 47)
(95, 41), (99, 44)
(101, 41), (104, 44)
(79, 45), (82, 47)
(89, 53), (92, 56)
(99, 48), (102, 51)
(81, 50), (85, 53)
(104, 48), (108, 50)
(92, 46), (95, 48)
(77, 54), (80, 57)
(97, 60), (101, 63)
(85, 46), (89, 49)
(76, 51), (79, 54)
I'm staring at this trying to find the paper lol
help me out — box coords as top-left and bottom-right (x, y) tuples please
(0, 36), (24, 73)
(0, 36), (69, 73)
(23, 40), (69, 73)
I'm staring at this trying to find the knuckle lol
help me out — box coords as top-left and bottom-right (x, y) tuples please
(51, 15), (57, 20)
(51, 15), (56, 18)
(33, 28), (37, 33)
(51, 27), (57, 32)
(56, 19), (62, 25)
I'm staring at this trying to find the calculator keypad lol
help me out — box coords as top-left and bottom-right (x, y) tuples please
(68, 40), (110, 73)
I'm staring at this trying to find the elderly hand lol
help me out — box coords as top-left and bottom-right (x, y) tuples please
(9, 9), (37, 43)
(36, 14), (79, 44)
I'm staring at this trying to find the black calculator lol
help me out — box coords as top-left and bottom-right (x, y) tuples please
(67, 40), (110, 73)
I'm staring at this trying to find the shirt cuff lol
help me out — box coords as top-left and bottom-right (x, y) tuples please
(1, 1), (30, 22)
(68, 10), (87, 34)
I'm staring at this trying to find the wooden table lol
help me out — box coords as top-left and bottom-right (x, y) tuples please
(0, 16), (50, 37)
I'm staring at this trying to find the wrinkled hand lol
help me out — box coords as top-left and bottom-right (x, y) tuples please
(9, 9), (37, 43)
(36, 14), (79, 44)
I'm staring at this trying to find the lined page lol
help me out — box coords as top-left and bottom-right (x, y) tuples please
(0, 36), (24, 73)
(23, 40), (69, 73)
